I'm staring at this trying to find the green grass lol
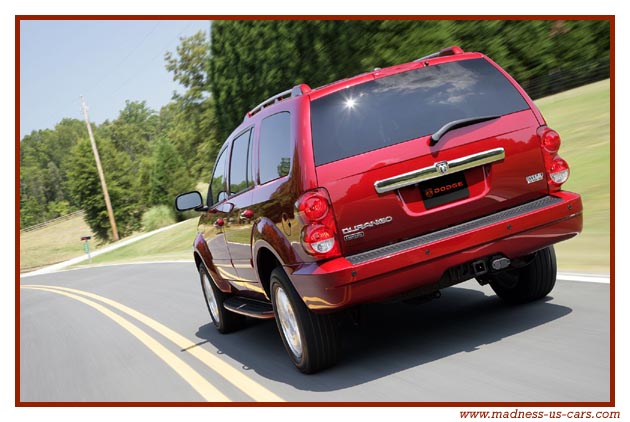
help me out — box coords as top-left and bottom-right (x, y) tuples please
(19, 214), (106, 272)
(73, 217), (199, 267)
(534, 80), (610, 273)
(22, 80), (610, 273)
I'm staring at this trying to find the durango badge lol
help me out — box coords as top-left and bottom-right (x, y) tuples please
(342, 216), (393, 236)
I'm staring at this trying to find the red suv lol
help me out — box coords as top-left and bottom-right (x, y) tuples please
(176, 46), (583, 373)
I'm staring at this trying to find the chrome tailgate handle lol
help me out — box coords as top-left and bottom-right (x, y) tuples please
(374, 148), (505, 194)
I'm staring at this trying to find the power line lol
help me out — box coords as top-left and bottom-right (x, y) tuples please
(27, 21), (163, 132)
(45, 21), (162, 111)
(22, 21), (207, 137)
(84, 21), (163, 97)
(104, 21), (202, 100)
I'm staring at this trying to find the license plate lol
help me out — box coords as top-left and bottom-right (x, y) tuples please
(419, 172), (469, 209)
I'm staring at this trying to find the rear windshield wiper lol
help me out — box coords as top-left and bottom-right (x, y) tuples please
(429, 115), (501, 146)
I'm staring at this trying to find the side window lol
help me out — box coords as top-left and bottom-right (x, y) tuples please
(208, 147), (228, 206)
(259, 112), (291, 184)
(229, 129), (253, 196)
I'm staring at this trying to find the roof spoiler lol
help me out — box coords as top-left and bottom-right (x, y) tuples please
(414, 45), (464, 62)
(245, 83), (311, 120)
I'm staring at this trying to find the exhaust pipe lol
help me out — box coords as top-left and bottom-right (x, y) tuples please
(491, 257), (511, 271)
(472, 256), (511, 277)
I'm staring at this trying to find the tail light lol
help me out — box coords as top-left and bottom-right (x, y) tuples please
(538, 127), (570, 192)
(541, 128), (561, 153)
(296, 188), (341, 259)
(549, 158), (570, 186)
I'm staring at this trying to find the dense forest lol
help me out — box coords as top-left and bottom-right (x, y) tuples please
(19, 19), (610, 240)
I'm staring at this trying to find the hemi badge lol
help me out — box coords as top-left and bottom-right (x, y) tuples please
(526, 172), (544, 184)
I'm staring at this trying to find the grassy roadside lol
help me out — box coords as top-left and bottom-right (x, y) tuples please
(20, 214), (103, 273)
(21, 80), (611, 273)
(20, 214), (199, 273)
(535, 80), (610, 273)
(72, 217), (199, 267)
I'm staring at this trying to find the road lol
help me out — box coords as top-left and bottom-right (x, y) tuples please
(19, 263), (610, 403)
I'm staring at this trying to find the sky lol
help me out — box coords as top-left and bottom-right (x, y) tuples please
(19, 19), (210, 139)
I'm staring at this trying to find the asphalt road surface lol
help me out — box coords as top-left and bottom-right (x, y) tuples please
(19, 263), (610, 403)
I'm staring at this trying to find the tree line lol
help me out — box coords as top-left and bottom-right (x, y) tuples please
(19, 19), (610, 240)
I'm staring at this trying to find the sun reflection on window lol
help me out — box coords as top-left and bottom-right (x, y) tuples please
(344, 97), (357, 109)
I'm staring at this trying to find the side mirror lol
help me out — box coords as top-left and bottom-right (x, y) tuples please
(215, 202), (234, 214)
(175, 191), (204, 211)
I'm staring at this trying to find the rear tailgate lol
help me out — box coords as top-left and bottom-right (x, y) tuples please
(316, 111), (547, 256)
(309, 57), (549, 257)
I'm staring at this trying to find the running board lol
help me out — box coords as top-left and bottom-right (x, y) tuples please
(223, 296), (275, 319)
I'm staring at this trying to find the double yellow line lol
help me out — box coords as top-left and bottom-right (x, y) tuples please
(21, 284), (284, 403)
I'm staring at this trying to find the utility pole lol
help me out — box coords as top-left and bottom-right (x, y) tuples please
(80, 96), (120, 241)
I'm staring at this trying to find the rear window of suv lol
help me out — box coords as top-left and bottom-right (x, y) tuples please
(310, 58), (529, 166)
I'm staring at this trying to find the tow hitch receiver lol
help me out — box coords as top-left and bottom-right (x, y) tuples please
(472, 260), (488, 276)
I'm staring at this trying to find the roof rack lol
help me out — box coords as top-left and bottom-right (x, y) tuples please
(245, 83), (311, 120)
(414, 45), (464, 62)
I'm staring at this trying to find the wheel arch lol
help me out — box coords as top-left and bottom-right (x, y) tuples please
(194, 251), (203, 271)
(252, 217), (299, 298)
(255, 245), (283, 299)
(193, 243), (231, 292)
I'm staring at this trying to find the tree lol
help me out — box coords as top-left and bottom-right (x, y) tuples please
(107, 100), (158, 161)
(367, 21), (453, 68)
(43, 161), (64, 203)
(165, 30), (211, 105)
(148, 136), (194, 209)
(20, 171), (46, 227)
(20, 119), (86, 226)
(164, 29), (218, 180)
(65, 137), (141, 240)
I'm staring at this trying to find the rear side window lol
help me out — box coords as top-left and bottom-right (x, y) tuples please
(259, 112), (291, 184)
(229, 129), (253, 195)
(209, 147), (228, 206)
(310, 58), (529, 165)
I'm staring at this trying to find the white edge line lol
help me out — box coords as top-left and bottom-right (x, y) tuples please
(556, 273), (610, 284)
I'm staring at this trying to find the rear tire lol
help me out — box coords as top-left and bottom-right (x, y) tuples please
(489, 246), (557, 304)
(199, 264), (245, 333)
(270, 267), (340, 374)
